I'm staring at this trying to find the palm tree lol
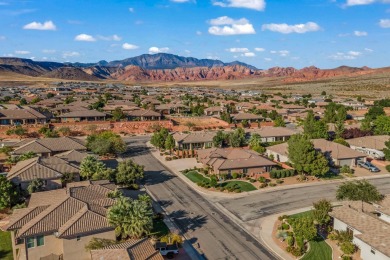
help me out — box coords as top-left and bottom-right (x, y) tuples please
(107, 197), (153, 239)
(80, 155), (101, 180)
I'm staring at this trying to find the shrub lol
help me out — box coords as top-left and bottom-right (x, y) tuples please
(278, 215), (289, 221)
(270, 169), (296, 179)
(259, 183), (268, 188)
(165, 157), (172, 161)
(281, 223), (290, 230)
(386, 164), (390, 172)
(340, 165), (354, 174)
(258, 176), (266, 183)
(342, 256), (352, 260)
(341, 241), (356, 255)
(269, 183), (277, 187)
(232, 172), (238, 179)
(290, 247), (305, 257)
(286, 236), (294, 247)
(276, 179), (284, 184)
(249, 178), (256, 183)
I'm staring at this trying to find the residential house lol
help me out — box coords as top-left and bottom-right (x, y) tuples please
(204, 106), (227, 117)
(7, 156), (80, 190)
(12, 137), (87, 157)
(0, 106), (49, 125)
(127, 109), (162, 121)
(91, 239), (163, 260)
(197, 148), (277, 176)
(232, 113), (264, 123)
(172, 132), (216, 150)
(329, 197), (390, 260)
(1, 180), (118, 260)
(58, 110), (107, 122)
(247, 127), (298, 143)
(346, 135), (390, 159)
(266, 139), (366, 167)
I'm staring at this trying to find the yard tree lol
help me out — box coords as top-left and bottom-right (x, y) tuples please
(274, 116), (286, 127)
(27, 178), (45, 194)
(116, 159), (144, 187)
(312, 199), (332, 225)
(365, 106), (385, 121)
(80, 155), (112, 180)
(248, 133), (262, 148)
(107, 196), (153, 239)
(333, 138), (350, 147)
(290, 217), (317, 242)
(324, 102), (337, 123)
(287, 134), (329, 176)
(241, 119), (250, 128)
(334, 119), (345, 139)
(373, 115), (390, 135)
(383, 139), (390, 161)
(164, 134), (176, 154)
(0, 176), (19, 210)
(336, 180), (383, 210)
(150, 128), (169, 149)
(213, 131), (227, 148)
(303, 110), (328, 139)
(87, 131), (126, 155)
(112, 107), (125, 121)
(229, 127), (246, 147)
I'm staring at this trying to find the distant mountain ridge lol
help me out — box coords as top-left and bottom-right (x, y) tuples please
(0, 54), (385, 83)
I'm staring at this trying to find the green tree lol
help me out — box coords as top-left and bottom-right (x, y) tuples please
(333, 138), (350, 147)
(150, 128), (170, 150)
(80, 156), (111, 180)
(164, 134), (176, 154)
(383, 139), (390, 161)
(38, 126), (59, 138)
(107, 196), (153, 239)
(116, 159), (144, 187)
(248, 133), (262, 148)
(112, 107), (125, 121)
(228, 128), (246, 147)
(0, 176), (19, 210)
(213, 131), (227, 148)
(19, 98), (27, 105)
(373, 115), (390, 135)
(19, 151), (37, 161)
(241, 119), (250, 128)
(290, 216), (317, 242)
(58, 127), (71, 136)
(274, 116), (286, 127)
(87, 131), (126, 155)
(334, 120), (345, 139)
(6, 126), (27, 138)
(303, 110), (328, 139)
(365, 106), (385, 121)
(220, 112), (232, 123)
(27, 178), (45, 194)
(46, 92), (55, 99)
(287, 134), (329, 176)
(336, 180), (383, 210)
(312, 199), (332, 225)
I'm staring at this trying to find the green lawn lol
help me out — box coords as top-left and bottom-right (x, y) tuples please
(184, 171), (210, 184)
(0, 230), (13, 260)
(221, 181), (257, 192)
(301, 236), (332, 260)
(151, 218), (170, 238)
(289, 210), (313, 219)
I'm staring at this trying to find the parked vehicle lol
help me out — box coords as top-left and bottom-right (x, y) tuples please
(155, 242), (179, 259)
(357, 161), (380, 172)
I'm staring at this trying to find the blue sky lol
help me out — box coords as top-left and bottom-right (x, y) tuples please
(0, 0), (389, 68)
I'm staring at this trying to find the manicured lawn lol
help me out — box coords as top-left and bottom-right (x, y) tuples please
(184, 171), (210, 184)
(151, 218), (170, 238)
(0, 230), (13, 260)
(301, 236), (332, 260)
(319, 172), (344, 180)
(289, 210), (313, 219)
(221, 181), (257, 192)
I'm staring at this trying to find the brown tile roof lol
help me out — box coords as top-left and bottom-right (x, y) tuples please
(12, 137), (86, 155)
(58, 110), (107, 118)
(54, 150), (92, 165)
(7, 156), (79, 182)
(172, 132), (216, 144)
(4, 181), (117, 239)
(91, 238), (163, 260)
(0, 107), (47, 120)
(346, 135), (390, 150)
(232, 113), (263, 121)
(247, 127), (298, 138)
(330, 201), (390, 257)
(127, 109), (161, 117)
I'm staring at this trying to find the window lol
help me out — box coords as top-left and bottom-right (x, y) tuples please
(27, 237), (35, 248)
(36, 235), (44, 246)
(243, 168), (248, 174)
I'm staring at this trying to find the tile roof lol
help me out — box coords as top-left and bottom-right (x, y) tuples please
(232, 113), (263, 121)
(4, 181), (116, 239)
(12, 137), (86, 155)
(247, 127), (298, 138)
(91, 238), (163, 260)
(346, 135), (390, 150)
(0, 107), (47, 120)
(172, 132), (216, 144)
(58, 109), (107, 118)
(127, 109), (161, 117)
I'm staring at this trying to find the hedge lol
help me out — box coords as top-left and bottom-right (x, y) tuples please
(270, 169), (296, 179)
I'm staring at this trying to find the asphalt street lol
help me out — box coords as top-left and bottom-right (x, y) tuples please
(123, 136), (277, 260)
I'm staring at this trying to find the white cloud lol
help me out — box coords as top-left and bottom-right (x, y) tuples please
(184, 50), (191, 54)
(208, 16), (255, 36)
(23, 21), (56, 31)
(62, 51), (80, 58)
(149, 47), (170, 54)
(254, 47), (265, 52)
(196, 31), (202, 35)
(262, 22), (320, 34)
(226, 47), (249, 53)
(122, 43), (139, 50)
(129, 7), (135, 12)
(242, 52), (256, 57)
(264, 58), (272, 61)
(42, 49), (56, 54)
(345, 0), (390, 6)
(364, 48), (374, 52)
(329, 51), (362, 60)
(170, 0), (191, 2)
(97, 34), (122, 41)
(270, 50), (290, 57)
(354, 30), (368, 36)
(213, 0), (266, 11)
(15, 50), (30, 55)
(74, 34), (96, 42)
(0, 36), (5, 40)
(379, 19), (390, 28)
